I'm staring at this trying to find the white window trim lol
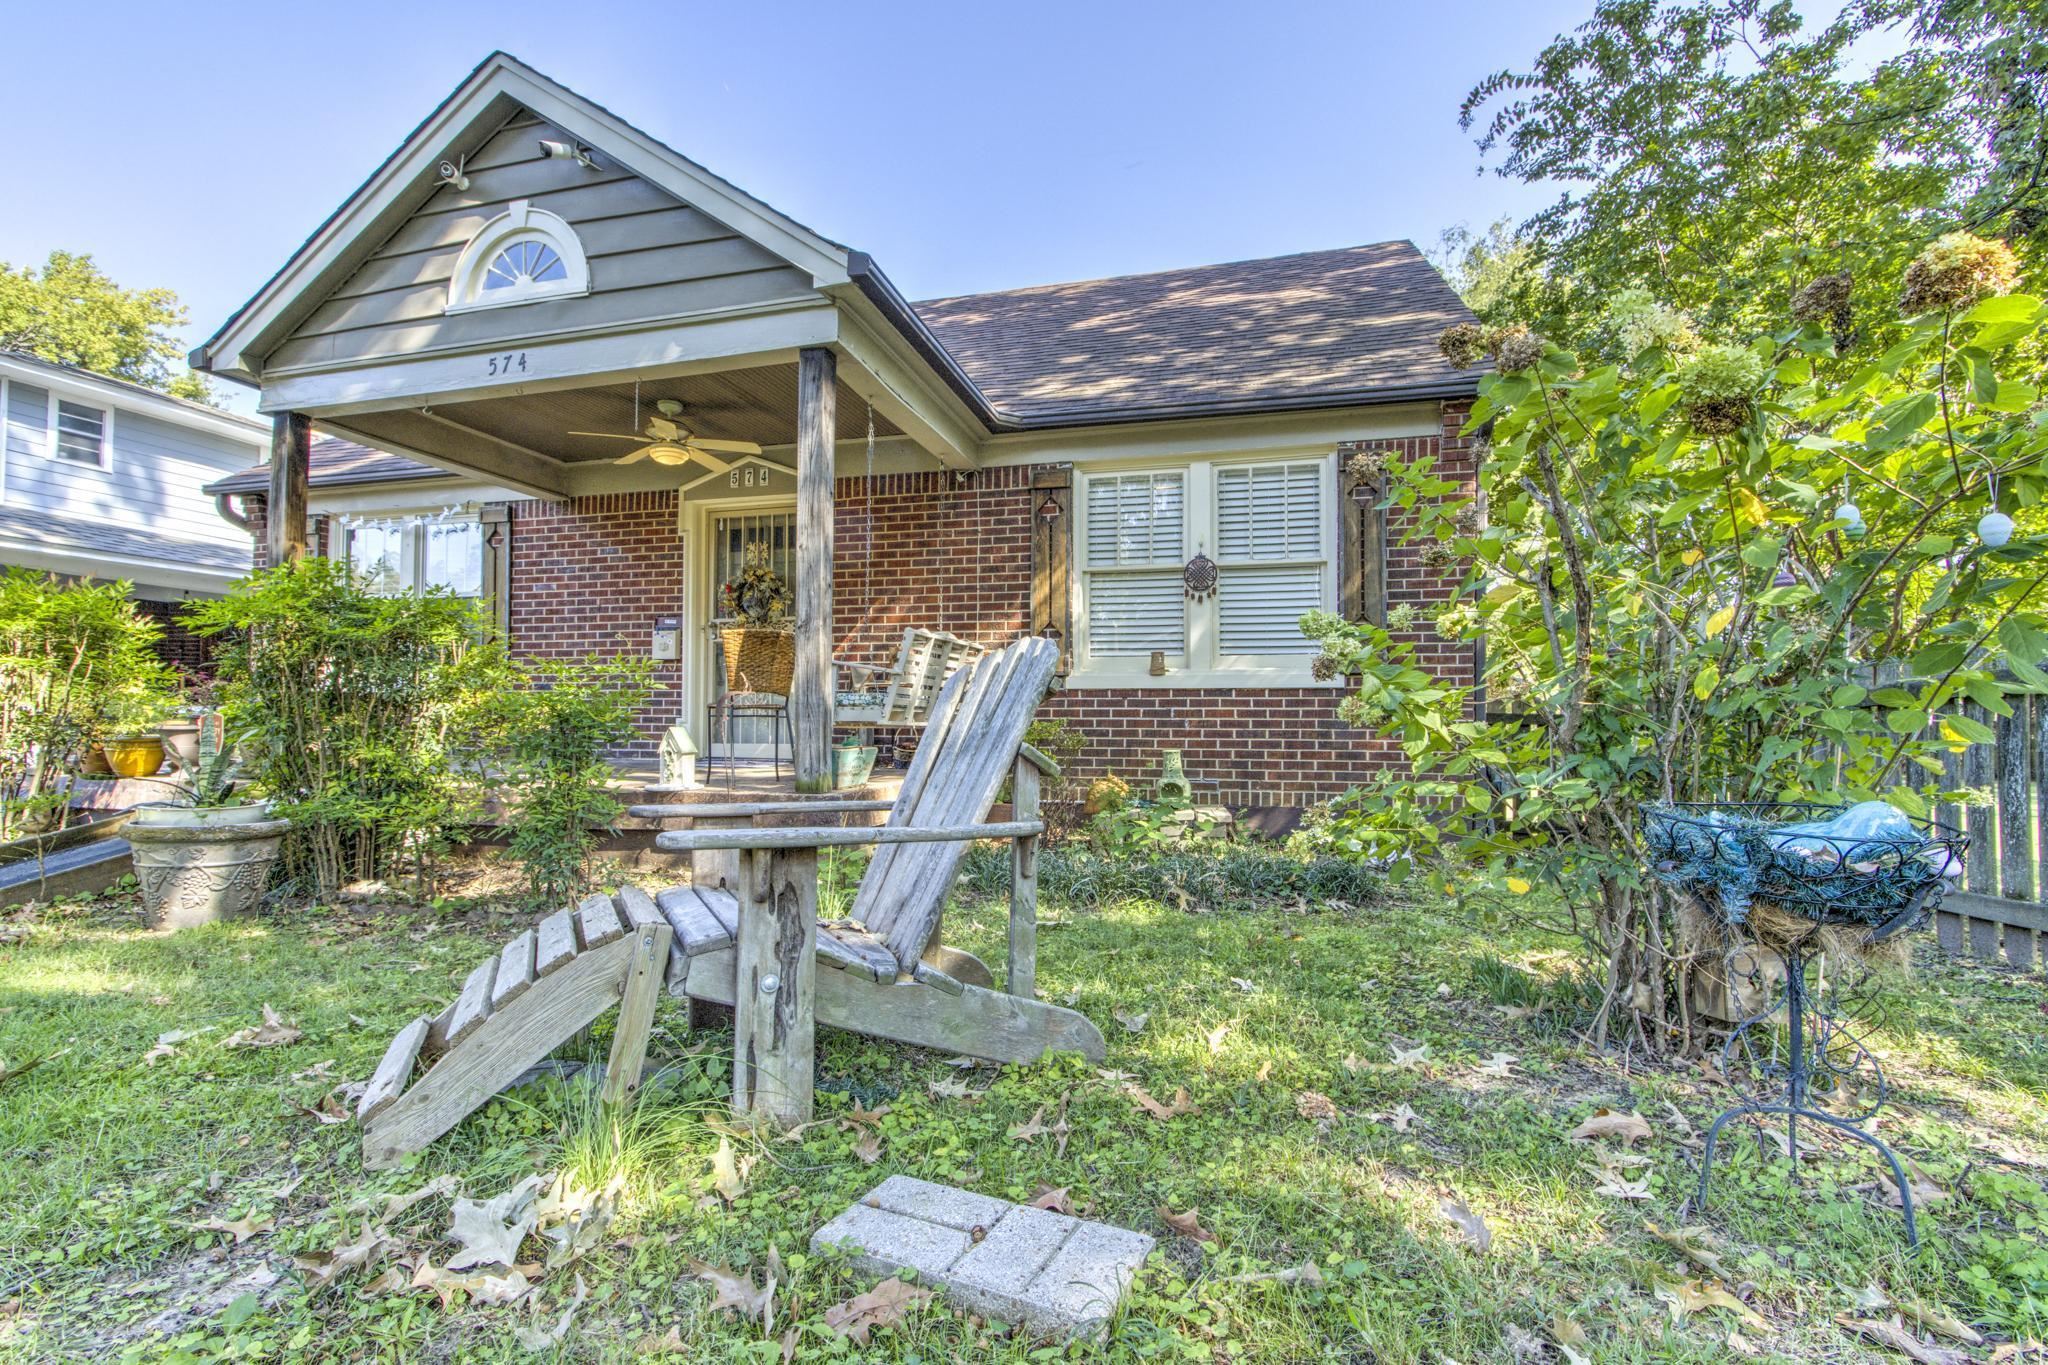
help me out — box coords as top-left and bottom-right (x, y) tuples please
(343, 509), (485, 597)
(1069, 453), (1337, 689)
(0, 377), (9, 506)
(44, 390), (113, 471)
(445, 199), (592, 314)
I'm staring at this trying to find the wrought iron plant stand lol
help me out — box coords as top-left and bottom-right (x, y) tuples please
(1639, 801), (1968, 1248)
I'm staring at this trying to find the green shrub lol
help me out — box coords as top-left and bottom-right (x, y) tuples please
(187, 558), (511, 896)
(0, 569), (173, 840)
(962, 840), (1383, 915)
(484, 654), (657, 904)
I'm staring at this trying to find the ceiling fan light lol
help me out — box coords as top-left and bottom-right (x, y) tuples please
(645, 444), (693, 466)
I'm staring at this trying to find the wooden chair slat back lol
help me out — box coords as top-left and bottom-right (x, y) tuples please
(855, 638), (1058, 966)
(883, 629), (986, 726)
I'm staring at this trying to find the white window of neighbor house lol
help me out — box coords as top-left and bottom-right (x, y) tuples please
(1078, 456), (1332, 680)
(53, 398), (111, 466)
(1083, 470), (1187, 660)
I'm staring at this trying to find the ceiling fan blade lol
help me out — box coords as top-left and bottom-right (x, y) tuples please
(569, 432), (647, 441)
(688, 438), (764, 455)
(680, 446), (732, 472)
(613, 447), (652, 464)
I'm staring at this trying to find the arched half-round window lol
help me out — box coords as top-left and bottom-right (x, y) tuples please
(447, 199), (590, 313)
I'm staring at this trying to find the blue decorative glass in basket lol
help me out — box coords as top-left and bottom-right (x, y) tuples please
(1639, 800), (1967, 935)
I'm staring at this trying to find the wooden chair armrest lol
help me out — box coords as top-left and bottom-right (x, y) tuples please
(832, 659), (898, 678)
(656, 820), (1043, 853)
(627, 799), (896, 821)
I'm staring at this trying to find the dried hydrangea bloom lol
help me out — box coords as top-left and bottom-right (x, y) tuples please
(1900, 232), (2020, 314)
(1685, 395), (1752, 437)
(1311, 652), (1341, 682)
(1421, 540), (1459, 570)
(1790, 271), (1854, 335)
(1452, 503), (1484, 536)
(1346, 448), (1390, 483)
(1492, 326), (1547, 374)
(1439, 322), (1489, 369)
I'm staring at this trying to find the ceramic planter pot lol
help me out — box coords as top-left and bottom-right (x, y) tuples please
(158, 721), (202, 773)
(79, 743), (114, 777)
(127, 815), (290, 929)
(129, 800), (275, 830)
(103, 736), (166, 779)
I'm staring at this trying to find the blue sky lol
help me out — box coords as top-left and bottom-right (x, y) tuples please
(8, 0), (1596, 410)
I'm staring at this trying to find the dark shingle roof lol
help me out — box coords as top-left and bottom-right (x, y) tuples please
(909, 241), (1479, 426)
(0, 506), (250, 574)
(205, 437), (445, 496)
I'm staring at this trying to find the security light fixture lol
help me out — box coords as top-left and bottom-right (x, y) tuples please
(538, 139), (599, 171)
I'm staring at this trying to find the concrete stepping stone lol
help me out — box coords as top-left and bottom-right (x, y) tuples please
(812, 1175), (1155, 1341)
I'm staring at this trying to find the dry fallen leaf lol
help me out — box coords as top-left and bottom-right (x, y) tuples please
(1474, 1051), (1520, 1079)
(1009, 1106), (1050, 1142)
(1295, 1090), (1339, 1121)
(688, 1258), (776, 1325)
(1593, 1171), (1652, 1200)
(927, 1076), (980, 1102)
(821, 1276), (932, 1345)
(1552, 1314), (1592, 1365)
(1438, 1198), (1491, 1252)
(1124, 1083), (1197, 1120)
(1157, 1206), (1217, 1243)
(143, 1028), (209, 1066)
(1341, 1053), (1368, 1074)
(289, 1092), (350, 1125)
(513, 1272), (588, 1351)
(360, 1174), (461, 1226)
(1645, 1223), (1727, 1281)
(1390, 1043), (1430, 1070)
(853, 1130), (883, 1166)
(294, 1222), (397, 1294)
(838, 1102), (889, 1131)
(1896, 1295), (1985, 1346)
(1220, 1261), (1323, 1287)
(191, 1213), (273, 1245)
(1378, 1103), (1421, 1133)
(1569, 1109), (1654, 1144)
(1112, 1008), (1149, 1034)
(1027, 1186), (1075, 1216)
(1229, 976), (1257, 993)
(1659, 1279), (1767, 1333)
(1205, 1023), (1230, 1055)
(1835, 1313), (1972, 1365)
(412, 1260), (531, 1309)
(710, 1136), (753, 1205)
(535, 1172), (618, 1271)
(446, 1173), (544, 1270)
(222, 1004), (301, 1049)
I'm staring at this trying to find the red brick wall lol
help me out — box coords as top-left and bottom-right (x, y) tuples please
(133, 598), (216, 677)
(505, 491), (686, 760)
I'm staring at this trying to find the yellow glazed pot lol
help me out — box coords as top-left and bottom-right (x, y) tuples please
(103, 736), (167, 779)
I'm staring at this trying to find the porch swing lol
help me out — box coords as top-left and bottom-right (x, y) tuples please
(832, 403), (990, 729)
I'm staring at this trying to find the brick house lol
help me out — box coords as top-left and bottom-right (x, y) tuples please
(198, 53), (1481, 809)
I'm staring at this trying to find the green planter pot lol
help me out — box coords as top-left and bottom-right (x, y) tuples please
(126, 815), (290, 930)
(832, 744), (878, 790)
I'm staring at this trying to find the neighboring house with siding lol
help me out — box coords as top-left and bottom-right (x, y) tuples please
(196, 52), (1483, 808)
(0, 352), (260, 669)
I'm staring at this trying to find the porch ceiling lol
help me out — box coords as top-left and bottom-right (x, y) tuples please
(423, 362), (901, 465)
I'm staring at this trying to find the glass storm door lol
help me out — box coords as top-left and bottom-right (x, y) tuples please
(709, 511), (797, 755)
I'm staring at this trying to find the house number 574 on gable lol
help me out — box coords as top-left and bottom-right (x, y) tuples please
(485, 352), (528, 376)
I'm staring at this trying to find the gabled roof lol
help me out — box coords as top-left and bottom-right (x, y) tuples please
(191, 51), (854, 384)
(912, 242), (1478, 427)
(0, 350), (266, 448)
(205, 436), (447, 496)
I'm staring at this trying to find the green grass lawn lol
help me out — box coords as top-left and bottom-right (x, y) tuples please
(0, 858), (2043, 1363)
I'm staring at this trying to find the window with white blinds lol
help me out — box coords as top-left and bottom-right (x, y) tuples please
(1084, 472), (1186, 657)
(1214, 462), (1325, 656)
(1079, 459), (1331, 675)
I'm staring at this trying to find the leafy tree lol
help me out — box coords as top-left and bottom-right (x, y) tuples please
(1430, 219), (1572, 334)
(483, 655), (657, 904)
(1460, 0), (2046, 351)
(0, 251), (213, 403)
(1307, 234), (2048, 1051)
(187, 558), (511, 896)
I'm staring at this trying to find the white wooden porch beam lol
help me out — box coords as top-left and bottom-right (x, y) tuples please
(832, 309), (983, 469)
(793, 346), (837, 794)
(320, 410), (572, 503)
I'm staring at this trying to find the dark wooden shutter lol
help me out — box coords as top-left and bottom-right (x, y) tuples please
(480, 502), (513, 638)
(1338, 451), (1387, 625)
(1029, 466), (1073, 672)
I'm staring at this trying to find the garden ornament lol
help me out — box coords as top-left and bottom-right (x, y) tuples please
(1156, 750), (1192, 803)
(1833, 500), (1865, 537)
(1977, 509), (2014, 548)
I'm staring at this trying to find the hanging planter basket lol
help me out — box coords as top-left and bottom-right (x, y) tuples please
(718, 626), (795, 697)
(1639, 801), (1966, 949)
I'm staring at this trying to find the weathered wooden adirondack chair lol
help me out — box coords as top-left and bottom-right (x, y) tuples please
(636, 634), (1103, 1125)
(356, 635), (1100, 1166)
(834, 626), (990, 728)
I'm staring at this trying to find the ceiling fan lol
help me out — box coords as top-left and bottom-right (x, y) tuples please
(569, 399), (763, 467)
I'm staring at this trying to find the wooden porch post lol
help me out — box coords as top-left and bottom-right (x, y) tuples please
(267, 411), (311, 567)
(793, 347), (836, 793)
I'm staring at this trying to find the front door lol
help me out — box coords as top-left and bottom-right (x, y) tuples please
(707, 509), (797, 759)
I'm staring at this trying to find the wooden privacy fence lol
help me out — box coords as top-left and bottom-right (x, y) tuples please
(1934, 695), (2048, 973)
